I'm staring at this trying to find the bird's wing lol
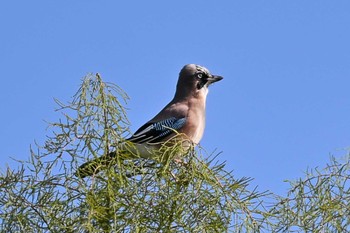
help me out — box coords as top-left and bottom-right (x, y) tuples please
(127, 117), (186, 144)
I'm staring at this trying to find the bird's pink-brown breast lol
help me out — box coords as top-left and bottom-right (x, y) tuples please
(182, 95), (206, 144)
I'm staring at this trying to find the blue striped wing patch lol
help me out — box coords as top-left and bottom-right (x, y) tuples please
(127, 117), (186, 144)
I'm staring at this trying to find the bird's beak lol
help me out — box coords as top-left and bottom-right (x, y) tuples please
(207, 75), (223, 85)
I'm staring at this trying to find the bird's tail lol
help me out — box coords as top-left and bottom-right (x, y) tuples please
(75, 151), (117, 178)
(75, 141), (142, 178)
(75, 138), (193, 178)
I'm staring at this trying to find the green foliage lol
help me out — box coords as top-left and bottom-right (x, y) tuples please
(0, 74), (267, 232)
(0, 74), (349, 232)
(267, 155), (350, 232)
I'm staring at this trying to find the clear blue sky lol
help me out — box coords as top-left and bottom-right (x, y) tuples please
(1, 1), (349, 195)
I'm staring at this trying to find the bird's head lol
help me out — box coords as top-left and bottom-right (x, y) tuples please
(176, 64), (223, 98)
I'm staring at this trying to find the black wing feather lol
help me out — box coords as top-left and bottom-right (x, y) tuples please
(127, 117), (186, 144)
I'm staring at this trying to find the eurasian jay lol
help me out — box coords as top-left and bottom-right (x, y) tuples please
(76, 64), (223, 178)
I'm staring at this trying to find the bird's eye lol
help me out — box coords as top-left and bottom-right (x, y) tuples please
(197, 73), (203, 79)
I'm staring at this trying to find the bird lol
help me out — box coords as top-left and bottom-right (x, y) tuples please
(76, 64), (223, 178)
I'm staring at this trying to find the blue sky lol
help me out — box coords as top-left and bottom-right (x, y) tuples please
(1, 1), (349, 195)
